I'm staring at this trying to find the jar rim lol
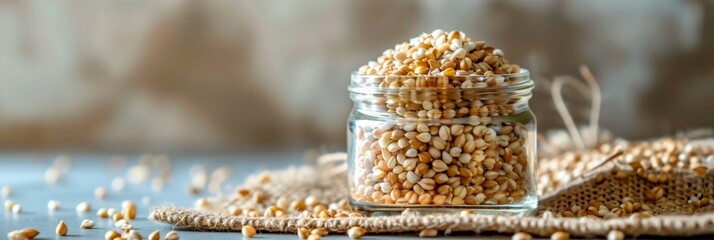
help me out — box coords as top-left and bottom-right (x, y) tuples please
(351, 68), (530, 79)
(349, 68), (533, 93)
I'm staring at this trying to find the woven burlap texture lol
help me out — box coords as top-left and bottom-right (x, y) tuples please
(150, 152), (714, 237)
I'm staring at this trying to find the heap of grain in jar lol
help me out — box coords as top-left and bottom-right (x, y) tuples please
(350, 30), (535, 207)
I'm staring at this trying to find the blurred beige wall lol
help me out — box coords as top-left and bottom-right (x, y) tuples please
(0, 0), (712, 152)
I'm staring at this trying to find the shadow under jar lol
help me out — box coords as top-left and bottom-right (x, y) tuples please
(347, 69), (537, 214)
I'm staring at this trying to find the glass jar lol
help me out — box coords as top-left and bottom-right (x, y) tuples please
(347, 69), (537, 214)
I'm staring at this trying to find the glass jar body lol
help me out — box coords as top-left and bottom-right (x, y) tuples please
(347, 71), (537, 214)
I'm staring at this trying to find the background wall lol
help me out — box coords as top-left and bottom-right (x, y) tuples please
(0, 0), (712, 152)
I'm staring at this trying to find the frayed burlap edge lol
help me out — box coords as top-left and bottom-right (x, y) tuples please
(149, 207), (714, 237)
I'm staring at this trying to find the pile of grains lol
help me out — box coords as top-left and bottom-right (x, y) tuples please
(192, 170), (366, 239)
(538, 137), (714, 218)
(357, 29), (520, 77)
(538, 137), (713, 195)
(352, 122), (530, 206)
(350, 30), (534, 206)
(352, 30), (529, 120)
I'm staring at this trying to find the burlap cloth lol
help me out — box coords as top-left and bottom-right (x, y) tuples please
(150, 138), (714, 237)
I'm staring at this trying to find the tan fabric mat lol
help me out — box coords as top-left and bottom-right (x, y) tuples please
(150, 138), (714, 237)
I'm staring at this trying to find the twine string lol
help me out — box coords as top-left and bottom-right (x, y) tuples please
(550, 65), (602, 151)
